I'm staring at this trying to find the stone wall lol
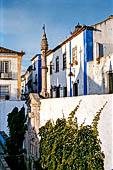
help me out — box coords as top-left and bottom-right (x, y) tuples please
(25, 94), (40, 170)
(40, 94), (113, 170)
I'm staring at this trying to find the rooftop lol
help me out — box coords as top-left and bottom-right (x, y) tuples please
(0, 46), (25, 56)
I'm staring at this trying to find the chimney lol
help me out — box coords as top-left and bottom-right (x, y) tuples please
(75, 23), (82, 31)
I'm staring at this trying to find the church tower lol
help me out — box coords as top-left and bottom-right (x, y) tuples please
(40, 25), (48, 98)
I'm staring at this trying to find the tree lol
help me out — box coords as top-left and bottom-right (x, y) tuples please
(39, 101), (106, 170)
(6, 106), (27, 155)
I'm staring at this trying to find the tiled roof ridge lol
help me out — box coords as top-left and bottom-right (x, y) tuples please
(0, 46), (25, 56)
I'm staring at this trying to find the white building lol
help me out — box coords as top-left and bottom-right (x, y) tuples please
(0, 46), (25, 100)
(46, 15), (113, 98)
(21, 65), (32, 99)
(21, 54), (42, 100)
(31, 54), (42, 94)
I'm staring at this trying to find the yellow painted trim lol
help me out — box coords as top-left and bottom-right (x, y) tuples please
(17, 55), (21, 100)
(0, 55), (19, 58)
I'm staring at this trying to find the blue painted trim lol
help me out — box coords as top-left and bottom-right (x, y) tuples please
(84, 58), (87, 95)
(38, 54), (42, 94)
(84, 30), (87, 95)
(86, 30), (93, 62)
(69, 41), (72, 97)
(83, 29), (93, 95)
(0, 134), (7, 150)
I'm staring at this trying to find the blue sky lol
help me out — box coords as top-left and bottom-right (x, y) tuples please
(0, 0), (113, 74)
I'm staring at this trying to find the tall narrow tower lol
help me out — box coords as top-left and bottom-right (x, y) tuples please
(40, 25), (48, 98)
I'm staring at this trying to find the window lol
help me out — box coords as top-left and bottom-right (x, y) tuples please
(0, 61), (11, 78)
(0, 85), (9, 99)
(63, 53), (66, 70)
(0, 61), (10, 73)
(96, 43), (103, 64)
(50, 61), (52, 75)
(72, 46), (78, 65)
(98, 43), (103, 57)
(56, 56), (59, 72)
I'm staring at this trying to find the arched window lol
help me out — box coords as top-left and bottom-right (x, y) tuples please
(63, 53), (66, 70)
(56, 56), (59, 72)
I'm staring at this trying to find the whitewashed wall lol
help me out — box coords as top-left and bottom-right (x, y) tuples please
(40, 94), (113, 170)
(47, 47), (67, 97)
(0, 100), (26, 135)
(87, 53), (113, 94)
(87, 17), (113, 95)
(69, 31), (84, 96)
(93, 17), (113, 48)
(47, 31), (84, 97)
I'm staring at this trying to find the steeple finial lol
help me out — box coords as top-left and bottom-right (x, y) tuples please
(40, 24), (48, 51)
(42, 24), (45, 34)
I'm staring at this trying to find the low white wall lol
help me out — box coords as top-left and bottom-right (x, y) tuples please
(0, 100), (26, 135)
(40, 94), (113, 170)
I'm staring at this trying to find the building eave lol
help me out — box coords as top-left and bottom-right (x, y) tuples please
(91, 15), (113, 27)
(0, 46), (25, 56)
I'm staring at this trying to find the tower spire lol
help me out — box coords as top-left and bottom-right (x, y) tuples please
(40, 24), (48, 98)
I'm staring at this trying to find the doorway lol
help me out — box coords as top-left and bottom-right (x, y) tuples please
(73, 83), (78, 96)
(108, 73), (113, 93)
(56, 87), (60, 98)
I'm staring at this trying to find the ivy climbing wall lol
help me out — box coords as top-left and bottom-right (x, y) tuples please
(40, 94), (113, 170)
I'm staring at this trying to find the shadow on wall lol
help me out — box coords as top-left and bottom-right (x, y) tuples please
(72, 53), (113, 96)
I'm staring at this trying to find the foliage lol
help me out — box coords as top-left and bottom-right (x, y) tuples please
(6, 106), (27, 155)
(39, 101), (107, 170)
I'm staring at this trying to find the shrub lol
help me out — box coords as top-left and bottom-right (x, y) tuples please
(39, 101), (106, 170)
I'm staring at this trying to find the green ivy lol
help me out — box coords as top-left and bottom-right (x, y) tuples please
(39, 101), (107, 170)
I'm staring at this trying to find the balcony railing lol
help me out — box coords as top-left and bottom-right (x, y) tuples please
(0, 72), (17, 79)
